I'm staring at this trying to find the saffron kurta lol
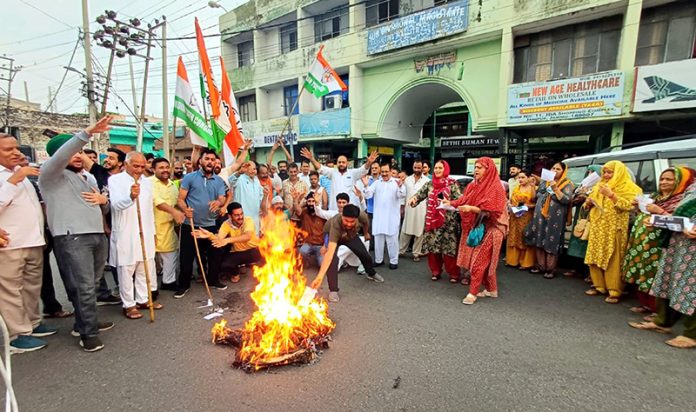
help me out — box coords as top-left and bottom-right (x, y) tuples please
(108, 172), (156, 267)
(150, 176), (179, 253)
(401, 174), (430, 237)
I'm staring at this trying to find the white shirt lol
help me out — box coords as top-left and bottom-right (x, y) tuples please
(108, 172), (156, 267)
(0, 165), (44, 250)
(364, 177), (406, 236)
(319, 165), (369, 210)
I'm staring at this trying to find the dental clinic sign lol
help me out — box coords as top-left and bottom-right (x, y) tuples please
(507, 71), (625, 124)
(367, 1), (469, 55)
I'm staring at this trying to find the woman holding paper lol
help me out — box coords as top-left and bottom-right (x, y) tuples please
(409, 160), (462, 282)
(525, 162), (574, 279)
(444, 157), (508, 305)
(566, 165), (603, 279)
(506, 170), (537, 270)
(630, 183), (696, 349)
(584, 161), (642, 303)
(623, 167), (695, 314)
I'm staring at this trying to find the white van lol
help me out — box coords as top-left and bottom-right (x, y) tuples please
(563, 137), (696, 193)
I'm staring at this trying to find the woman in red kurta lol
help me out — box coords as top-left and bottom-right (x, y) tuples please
(445, 157), (508, 305)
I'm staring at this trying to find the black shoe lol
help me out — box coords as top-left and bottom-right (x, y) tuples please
(160, 282), (178, 291)
(80, 336), (104, 352)
(96, 295), (121, 306)
(389, 264), (398, 270)
(71, 321), (115, 337)
(373, 261), (384, 267)
(151, 290), (159, 301)
(173, 288), (190, 299)
(210, 283), (228, 291)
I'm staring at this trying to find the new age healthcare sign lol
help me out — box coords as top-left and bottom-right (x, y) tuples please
(507, 71), (625, 124)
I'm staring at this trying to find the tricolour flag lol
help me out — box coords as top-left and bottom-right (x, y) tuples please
(304, 46), (347, 98)
(195, 17), (220, 118)
(173, 57), (217, 151)
(217, 56), (245, 165)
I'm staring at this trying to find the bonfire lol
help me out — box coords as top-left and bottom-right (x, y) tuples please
(212, 211), (335, 372)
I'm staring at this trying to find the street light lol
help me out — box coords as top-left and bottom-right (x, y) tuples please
(208, 1), (228, 12)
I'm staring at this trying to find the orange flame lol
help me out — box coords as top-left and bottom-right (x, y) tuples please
(212, 212), (334, 369)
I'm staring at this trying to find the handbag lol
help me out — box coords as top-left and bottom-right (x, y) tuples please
(466, 213), (487, 247)
(572, 208), (590, 240)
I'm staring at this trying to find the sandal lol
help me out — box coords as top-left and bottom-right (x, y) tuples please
(562, 270), (575, 277)
(462, 293), (477, 305)
(585, 289), (601, 296)
(543, 273), (555, 279)
(519, 266), (532, 271)
(431, 274), (441, 281)
(413, 256), (421, 262)
(123, 306), (143, 320)
(449, 278), (458, 284)
(529, 268), (541, 274)
(643, 313), (657, 322)
(230, 275), (241, 283)
(460, 277), (470, 286)
(665, 335), (696, 349)
(476, 290), (498, 298)
(137, 302), (163, 310)
(604, 296), (620, 304)
(629, 306), (650, 314)
(43, 310), (74, 318)
(628, 321), (671, 334)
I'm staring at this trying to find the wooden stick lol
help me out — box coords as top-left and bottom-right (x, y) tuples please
(189, 216), (214, 303)
(135, 195), (155, 323)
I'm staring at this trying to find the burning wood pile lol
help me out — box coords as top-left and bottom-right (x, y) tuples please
(211, 212), (335, 373)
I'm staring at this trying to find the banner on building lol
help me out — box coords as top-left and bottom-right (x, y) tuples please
(299, 108), (351, 136)
(367, 0), (469, 55)
(632, 59), (696, 113)
(507, 70), (625, 124)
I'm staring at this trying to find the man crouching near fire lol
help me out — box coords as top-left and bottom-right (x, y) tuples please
(309, 204), (383, 303)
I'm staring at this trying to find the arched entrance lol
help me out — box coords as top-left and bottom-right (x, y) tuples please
(377, 79), (475, 173)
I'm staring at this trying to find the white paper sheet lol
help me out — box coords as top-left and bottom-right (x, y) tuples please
(541, 168), (556, 182)
(650, 215), (689, 232)
(636, 195), (654, 214)
(437, 203), (457, 211)
(580, 172), (601, 189)
(510, 205), (528, 215)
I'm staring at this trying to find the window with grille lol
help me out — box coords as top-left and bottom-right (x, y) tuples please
(237, 41), (254, 68)
(314, 7), (349, 42)
(366, 0), (400, 28)
(635, 1), (696, 66)
(284, 86), (299, 116)
(238, 95), (256, 122)
(513, 16), (622, 83)
(280, 23), (298, 54)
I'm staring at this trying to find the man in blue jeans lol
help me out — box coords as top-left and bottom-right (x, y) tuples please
(39, 116), (116, 352)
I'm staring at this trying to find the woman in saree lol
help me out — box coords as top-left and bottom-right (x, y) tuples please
(409, 160), (462, 282)
(565, 165), (602, 279)
(584, 161), (642, 304)
(525, 162), (574, 279)
(444, 157), (508, 305)
(505, 170), (537, 270)
(629, 183), (696, 349)
(623, 167), (695, 314)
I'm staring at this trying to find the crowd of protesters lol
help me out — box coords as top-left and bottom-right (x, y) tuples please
(1, 116), (695, 354)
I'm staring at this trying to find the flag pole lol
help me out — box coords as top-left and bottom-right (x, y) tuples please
(278, 82), (306, 157)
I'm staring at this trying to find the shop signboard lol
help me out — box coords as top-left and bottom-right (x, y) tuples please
(252, 132), (297, 148)
(299, 108), (351, 136)
(632, 59), (696, 112)
(441, 135), (499, 149)
(367, 1), (469, 55)
(507, 70), (625, 124)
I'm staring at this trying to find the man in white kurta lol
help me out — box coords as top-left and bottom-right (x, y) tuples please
(301, 147), (379, 210)
(399, 161), (430, 260)
(109, 152), (160, 315)
(364, 164), (406, 268)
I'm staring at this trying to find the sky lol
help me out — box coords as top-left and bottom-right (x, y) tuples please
(2, 0), (246, 119)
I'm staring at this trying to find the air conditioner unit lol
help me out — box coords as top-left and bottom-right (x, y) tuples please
(324, 95), (342, 110)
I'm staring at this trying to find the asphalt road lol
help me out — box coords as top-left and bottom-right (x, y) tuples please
(7, 256), (696, 411)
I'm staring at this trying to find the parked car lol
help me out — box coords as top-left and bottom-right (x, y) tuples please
(563, 136), (696, 193)
(450, 174), (509, 195)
